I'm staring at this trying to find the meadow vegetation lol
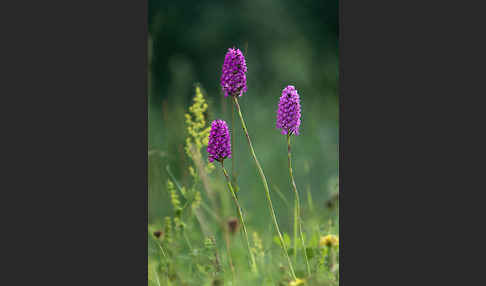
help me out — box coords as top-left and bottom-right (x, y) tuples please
(149, 80), (339, 285)
(148, 3), (338, 283)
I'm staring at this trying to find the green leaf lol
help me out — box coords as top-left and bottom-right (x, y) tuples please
(283, 233), (291, 248)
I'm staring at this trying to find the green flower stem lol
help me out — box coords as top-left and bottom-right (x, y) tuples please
(183, 231), (193, 251)
(223, 226), (236, 281)
(293, 200), (298, 263)
(327, 246), (334, 271)
(287, 134), (311, 276)
(232, 95), (297, 280)
(155, 240), (168, 260)
(232, 98), (236, 184)
(221, 161), (257, 273)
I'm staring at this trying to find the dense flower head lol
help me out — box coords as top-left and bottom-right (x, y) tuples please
(319, 234), (339, 248)
(276, 85), (302, 135)
(207, 119), (232, 163)
(220, 47), (247, 97)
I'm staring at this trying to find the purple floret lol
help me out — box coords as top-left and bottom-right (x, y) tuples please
(207, 119), (232, 163)
(220, 47), (247, 97)
(276, 85), (302, 135)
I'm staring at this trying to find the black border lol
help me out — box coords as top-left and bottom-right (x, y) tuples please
(8, 0), (473, 283)
(7, 0), (149, 284)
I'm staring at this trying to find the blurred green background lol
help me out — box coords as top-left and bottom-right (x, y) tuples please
(148, 0), (339, 232)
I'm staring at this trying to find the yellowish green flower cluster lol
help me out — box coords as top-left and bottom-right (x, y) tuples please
(319, 234), (339, 248)
(204, 236), (215, 250)
(185, 86), (210, 158)
(251, 232), (264, 261)
(160, 89), (214, 243)
(191, 190), (202, 210)
(163, 216), (173, 244)
(167, 180), (182, 213)
(173, 216), (185, 233)
(184, 85), (215, 178)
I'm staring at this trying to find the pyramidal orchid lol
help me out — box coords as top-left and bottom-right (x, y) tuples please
(207, 119), (256, 272)
(277, 85), (310, 275)
(276, 85), (302, 136)
(221, 48), (248, 97)
(220, 48), (297, 280)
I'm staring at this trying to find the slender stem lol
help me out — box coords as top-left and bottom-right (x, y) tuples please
(287, 134), (311, 276)
(232, 99), (236, 184)
(200, 201), (222, 224)
(183, 231), (193, 251)
(223, 226), (236, 281)
(156, 240), (168, 260)
(272, 184), (291, 210)
(327, 246), (334, 271)
(166, 164), (211, 236)
(201, 195), (235, 279)
(293, 198), (298, 263)
(152, 264), (162, 286)
(221, 161), (257, 273)
(154, 240), (172, 283)
(210, 236), (222, 274)
(187, 146), (219, 216)
(232, 96), (296, 280)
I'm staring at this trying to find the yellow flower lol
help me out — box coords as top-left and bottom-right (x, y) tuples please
(320, 234), (339, 247)
(167, 180), (181, 211)
(184, 85), (210, 159)
(251, 232), (264, 259)
(184, 85), (213, 175)
(289, 278), (306, 286)
(191, 191), (202, 210)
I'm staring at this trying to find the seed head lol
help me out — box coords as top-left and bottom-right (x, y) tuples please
(207, 120), (232, 163)
(153, 230), (163, 239)
(276, 85), (302, 135)
(220, 47), (247, 97)
(227, 217), (239, 235)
